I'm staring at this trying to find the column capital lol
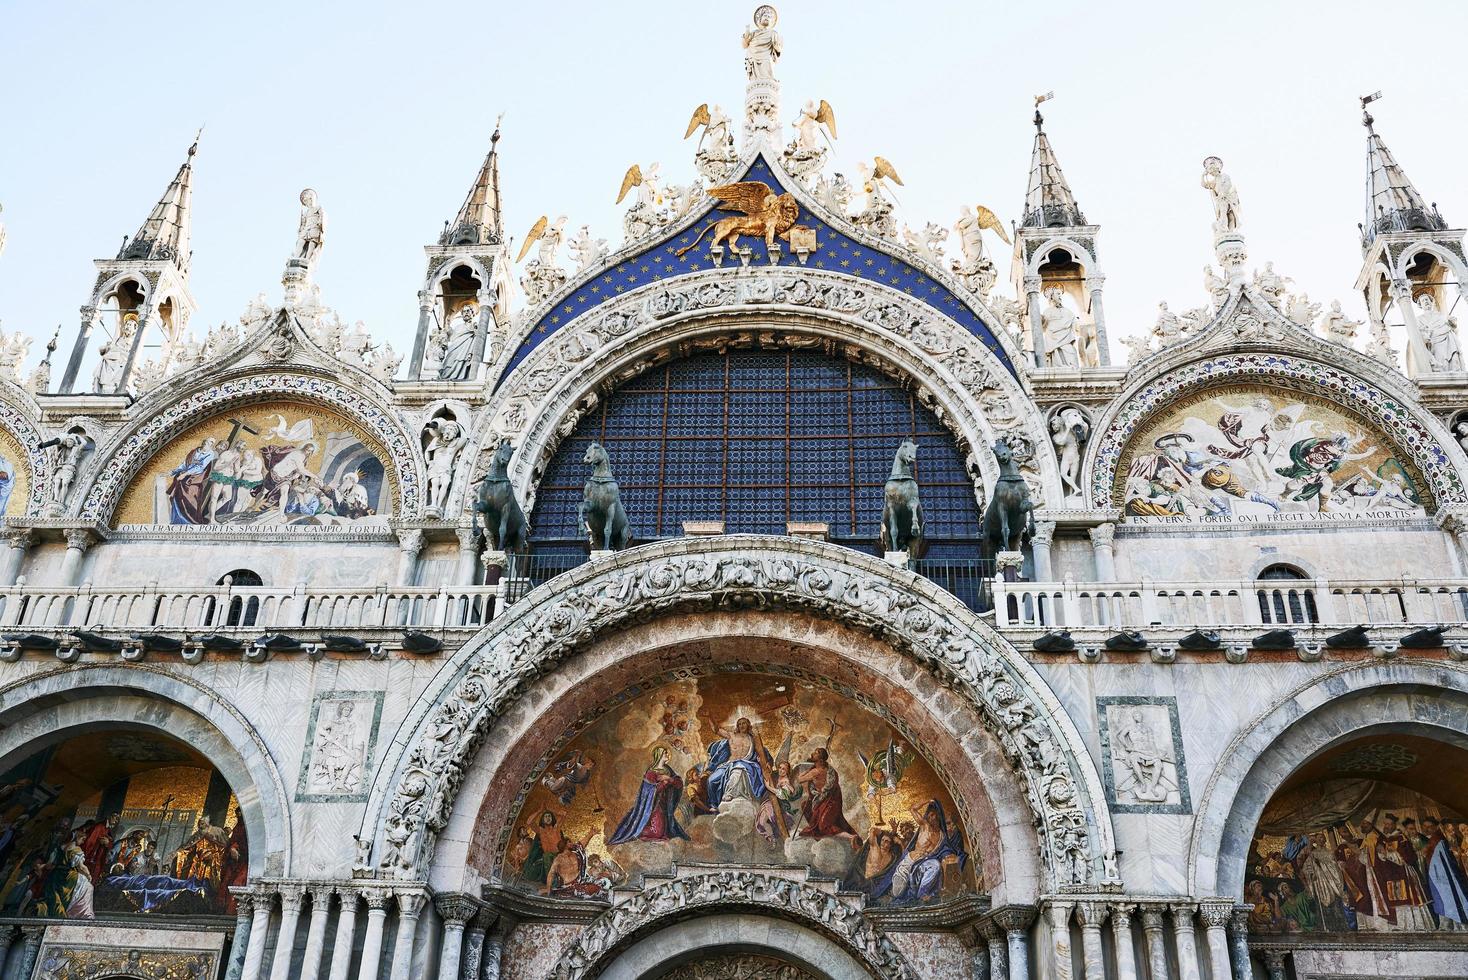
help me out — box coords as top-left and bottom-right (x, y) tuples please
(1088, 521), (1116, 548)
(1229, 903), (1250, 933)
(4, 527), (32, 550)
(277, 882), (307, 914)
(1108, 901), (1135, 926)
(1085, 273), (1107, 290)
(1041, 900), (1073, 929)
(1198, 899), (1233, 928)
(230, 887), (255, 917)
(1140, 908), (1166, 931)
(335, 884), (362, 907)
(396, 528), (425, 558)
(308, 885), (336, 910)
(1031, 519), (1056, 547)
(977, 919), (1003, 944)
(455, 526), (480, 549)
(363, 886), (394, 911)
(990, 904), (1038, 933)
(1073, 901), (1109, 928)
(1023, 275), (1043, 295)
(434, 892), (479, 925)
(1169, 901), (1198, 922)
(396, 887), (430, 918)
(63, 527), (96, 552)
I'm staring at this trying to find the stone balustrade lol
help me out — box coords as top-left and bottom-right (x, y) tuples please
(994, 575), (1468, 631)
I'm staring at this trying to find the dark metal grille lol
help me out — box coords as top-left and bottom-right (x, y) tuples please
(531, 350), (982, 545)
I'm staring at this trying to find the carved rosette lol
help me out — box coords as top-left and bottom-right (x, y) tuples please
(372, 537), (1110, 889)
(548, 871), (913, 980)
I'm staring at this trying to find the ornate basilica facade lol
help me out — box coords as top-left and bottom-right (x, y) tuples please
(0, 7), (1465, 980)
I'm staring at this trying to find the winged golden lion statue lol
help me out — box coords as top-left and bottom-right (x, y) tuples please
(675, 180), (800, 256)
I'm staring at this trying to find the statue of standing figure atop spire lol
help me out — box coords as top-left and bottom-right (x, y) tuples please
(741, 6), (783, 148)
(294, 188), (327, 276)
(1201, 155), (1247, 283)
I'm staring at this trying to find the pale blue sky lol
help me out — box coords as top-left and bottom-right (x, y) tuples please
(2, 1), (1465, 368)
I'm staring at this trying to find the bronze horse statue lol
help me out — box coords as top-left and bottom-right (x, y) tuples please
(983, 439), (1034, 553)
(471, 442), (529, 561)
(880, 439), (926, 557)
(579, 442), (631, 552)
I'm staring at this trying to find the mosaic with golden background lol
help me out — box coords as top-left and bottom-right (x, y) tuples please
(500, 671), (979, 905)
(0, 732), (246, 919)
(114, 401), (395, 526)
(1117, 384), (1426, 520)
(0, 425), (29, 519)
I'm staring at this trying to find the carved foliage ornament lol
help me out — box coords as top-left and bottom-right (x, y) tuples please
(1089, 352), (1466, 509)
(549, 871), (912, 980)
(376, 542), (1101, 889)
(80, 373), (422, 520)
(35, 946), (218, 980)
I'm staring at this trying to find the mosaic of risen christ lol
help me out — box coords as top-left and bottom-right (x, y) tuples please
(500, 672), (982, 905)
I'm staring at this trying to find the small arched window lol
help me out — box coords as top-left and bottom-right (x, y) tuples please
(217, 569), (264, 627)
(1256, 564), (1317, 624)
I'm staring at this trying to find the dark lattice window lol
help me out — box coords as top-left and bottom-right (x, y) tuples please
(530, 350), (981, 552)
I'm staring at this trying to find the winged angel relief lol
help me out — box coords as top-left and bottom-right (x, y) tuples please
(675, 181), (804, 256)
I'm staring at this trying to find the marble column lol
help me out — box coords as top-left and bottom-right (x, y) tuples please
(268, 883), (307, 980)
(455, 527), (481, 586)
(0, 926), (17, 978)
(396, 529), (425, 587)
(1197, 902), (1233, 980)
(1140, 908), (1169, 980)
(328, 888), (362, 980)
(388, 889), (428, 980)
(970, 939), (989, 980)
(1261, 950), (1287, 980)
(1, 529), (31, 586)
(434, 894), (477, 980)
(356, 887), (393, 980)
(1109, 903), (1138, 980)
(1170, 904), (1202, 980)
(300, 887), (335, 980)
(59, 528), (93, 586)
(225, 892), (255, 980)
(241, 889), (275, 980)
(1044, 901), (1075, 980)
(979, 921), (1007, 980)
(1074, 901), (1107, 980)
(1025, 275), (1045, 369)
(15, 925), (43, 980)
(461, 911), (493, 980)
(481, 914), (517, 980)
(1227, 906), (1251, 980)
(1031, 519), (1056, 582)
(1086, 275), (1110, 366)
(993, 906), (1036, 980)
(1392, 279), (1433, 374)
(1089, 522), (1116, 581)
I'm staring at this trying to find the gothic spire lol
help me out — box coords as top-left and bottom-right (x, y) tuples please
(1021, 104), (1085, 229)
(120, 133), (198, 273)
(1361, 95), (1446, 246)
(441, 122), (503, 246)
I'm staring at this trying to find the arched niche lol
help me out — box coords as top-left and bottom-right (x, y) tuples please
(1189, 660), (1468, 901)
(0, 666), (294, 918)
(470, 629), (992, 909)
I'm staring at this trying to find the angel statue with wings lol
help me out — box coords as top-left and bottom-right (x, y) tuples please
(951, 204), (1009, 296)
(783, 99), (837, 180)
(675, 180), (801, 256)
(516, 215), (569, 306)
(853, 157), (903, 239)
(617, 163), (666, 241)
(686, 104), (738, 182)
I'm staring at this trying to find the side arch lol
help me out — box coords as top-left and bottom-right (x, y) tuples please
(362, 535), (1115, 891)
(0, 381), (51, 516)
(0, 663), (295, 875)
(547, 872), (914, 980)
(76, 368), (425, 522)
(1188, 659), (1468, 899)
(1084, 349), (1468, 512)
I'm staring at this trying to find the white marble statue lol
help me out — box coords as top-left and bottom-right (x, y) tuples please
(1041, 287), (1080, 369)
(1252, 261), (1289, 308)
(338, 320), (372, 368)
(1366, 318), (1397, 365)
(1416, 294), (1463, 371)
(566, 226), (609, 274)
(368, 342), (401, 385)
(437, 304), (480, 382)
(791, 99), (835, 154)
(294, 188), (327, 274)
(1200, 156), (1240, 233)
(46, 432), (90, 510)
(1050, 407), (1090, 501)
(702, 104), (733, 152)
(1284, 292), (1321, 327)
(1203, 265), (1229, 309)
(93, 313), (137, 394)
(1152, 301), (1186, 348)
(0, 326), (31, 383)
(518, 215), (570, 305)
(0, 203), (6, 259)
(1120, 333), (1154, 364)
(424, 418), (467, 515)
(743, 5), (782, 80)
(1318, 300), (1362, 345)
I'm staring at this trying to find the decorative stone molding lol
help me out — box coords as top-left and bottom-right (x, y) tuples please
(78, 371), (423, 523)
(34, 946), (220, 980)
(470, 269), (1055, 515)
(1086, 348), (1468, 511)
(365, 536), (1114, 890)
(548, 870), (914, 980)
(0, 383), (51, 516)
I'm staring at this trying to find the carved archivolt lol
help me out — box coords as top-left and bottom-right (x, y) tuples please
(470, 268), (1055, 513)
(35, 946), (218, 980)
(0, 381), (50, 516)
(366, 536), (1114, 890)
(550, 870), (912, 980)
(78, 371), (425, 522)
